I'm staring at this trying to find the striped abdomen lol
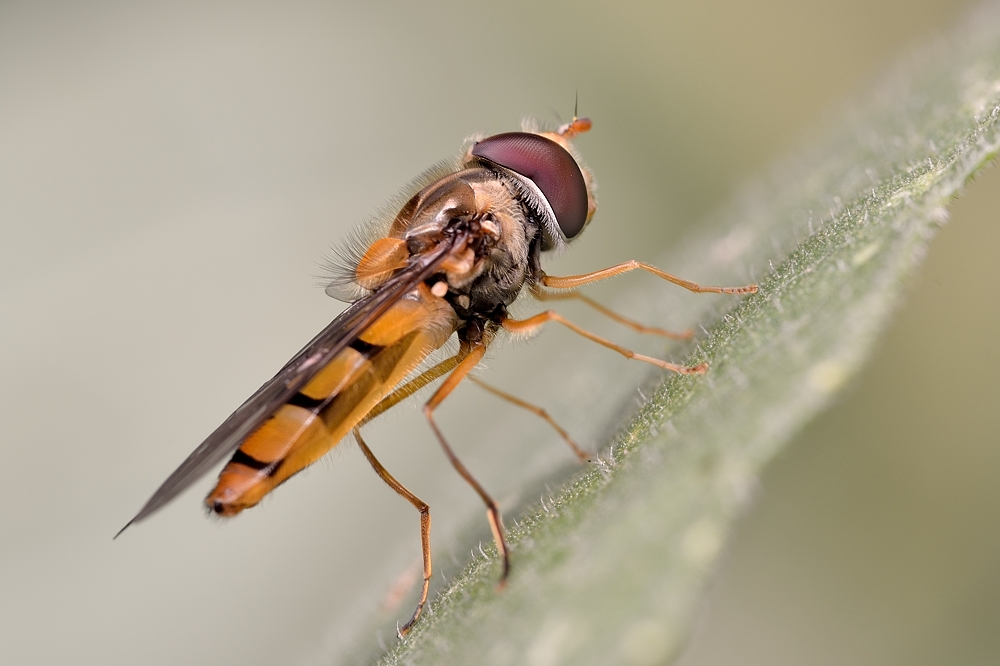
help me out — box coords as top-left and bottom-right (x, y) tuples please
(206, 283), (458, 516)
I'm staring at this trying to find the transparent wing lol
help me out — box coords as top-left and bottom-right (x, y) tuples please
(117, 237), (459, 534)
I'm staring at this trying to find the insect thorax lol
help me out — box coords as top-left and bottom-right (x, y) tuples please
(398, 168), (545, 334)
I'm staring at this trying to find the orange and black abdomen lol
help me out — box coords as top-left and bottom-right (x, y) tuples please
(206, 283), (458, 517)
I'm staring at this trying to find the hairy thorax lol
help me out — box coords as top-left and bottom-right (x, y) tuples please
(401, 170), (538, 327)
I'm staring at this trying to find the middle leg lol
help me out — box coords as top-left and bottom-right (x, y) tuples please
(468, 375), (590, 462)
(423, 340), (511, 583)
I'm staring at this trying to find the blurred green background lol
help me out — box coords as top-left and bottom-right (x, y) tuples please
(1, 1), (996, 664)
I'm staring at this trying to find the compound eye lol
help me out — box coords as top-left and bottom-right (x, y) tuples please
(472, 132), (589, 240)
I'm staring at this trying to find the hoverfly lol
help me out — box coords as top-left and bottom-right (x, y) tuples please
(118, 116), (756, 635)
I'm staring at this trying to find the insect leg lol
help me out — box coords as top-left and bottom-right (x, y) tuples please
(422, 341), (512, 583)
(468, 376), (589, 462)
(541, 261), (758, 295)
(529, 283), (692, 340)
(353, 429), (431, 637)
(503, 311), (707, 375)
(361, 354), (462, 425)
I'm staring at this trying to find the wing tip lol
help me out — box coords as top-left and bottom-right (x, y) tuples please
(113, 517), (136, 540)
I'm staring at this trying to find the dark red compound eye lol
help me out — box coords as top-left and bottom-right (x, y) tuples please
(471, 132), (589, 241)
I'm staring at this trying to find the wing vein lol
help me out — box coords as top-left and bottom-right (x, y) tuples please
(119, 234), (463, 532)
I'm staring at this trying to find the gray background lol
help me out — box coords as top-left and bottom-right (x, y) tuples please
(1, 1), (996, 664)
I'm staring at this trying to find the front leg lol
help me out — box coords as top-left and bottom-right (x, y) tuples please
(503, 311), (707, 375)
(541, 260), (757, 295)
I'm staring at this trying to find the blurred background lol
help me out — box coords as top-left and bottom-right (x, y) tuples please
(1, 1), (996, 664)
